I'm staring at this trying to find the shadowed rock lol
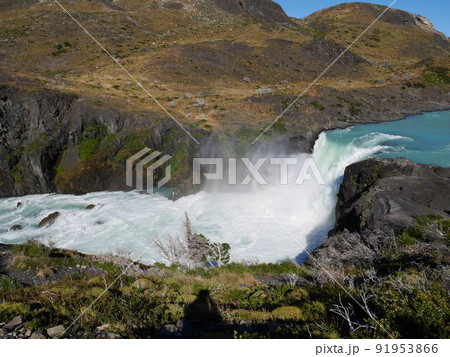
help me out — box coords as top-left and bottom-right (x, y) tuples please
(308, 158), (450, 269)
(39, 212), (60, 228)
(211, 0), (298, 28)
(335, 158), (450, 233)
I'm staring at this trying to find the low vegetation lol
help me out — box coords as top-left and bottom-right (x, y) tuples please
(77, 119), (107, 160)
(0, 214), (448, 338)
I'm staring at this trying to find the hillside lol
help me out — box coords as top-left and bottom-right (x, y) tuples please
(0, 0), (449, 196)
(1, 1), (448, 115)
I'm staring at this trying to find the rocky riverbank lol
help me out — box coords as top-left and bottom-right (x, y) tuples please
(308, 158), (450, 270)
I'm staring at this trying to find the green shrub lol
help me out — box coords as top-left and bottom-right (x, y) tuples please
(0, 276), (21, 291)
(311, 100), (325, 110)
(12, 239), (49, 258)
(271, 120), (288, 134)
(92, 261), (122, 274)
(272, 306), (303, 321)
(123, 133), (142, 151)
(78, 139), (101, 160)
(423, 66), (449, 85)
(0, 302), (30, 323)
(379, 286), (449, 338)
(176, 294), (197, 304)
(349, 105), (361, 116)
(165, 304), (183, 322)
(301, 301), (326, 321)
(78, 119), (107, 160)
(230, 309), (272, 322)
(398, 214), (450, 245)
(133, 278), (157, 290)
(170, 144), (190, 183)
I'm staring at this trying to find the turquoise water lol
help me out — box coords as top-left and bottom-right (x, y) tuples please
(321, 110), (450, 168)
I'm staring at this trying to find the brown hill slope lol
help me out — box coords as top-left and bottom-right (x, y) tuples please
(0, 1), (447, 113)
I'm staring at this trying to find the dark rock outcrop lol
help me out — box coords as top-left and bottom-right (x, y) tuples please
(211, 0), (297, 28)
(308, 158), (450, 268)
(0, 86), (199, 198)
(170, 178), (200, 200)
(335, 158), (449, 232)
(39, 212), (61, 228)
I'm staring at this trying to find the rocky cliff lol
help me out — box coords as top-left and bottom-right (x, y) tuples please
(211, 0), (297, 28)
(0, 85), (199, 197)
(308, 158), (450, 269)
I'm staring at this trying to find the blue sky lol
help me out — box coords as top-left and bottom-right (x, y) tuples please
(276, 0), (450, 36)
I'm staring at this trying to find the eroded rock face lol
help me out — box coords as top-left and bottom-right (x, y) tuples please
(308, 158), (450, 268)
(335, 158), (450, 232)
(211, 0), (297, 28)
(0, 86), (198, 198)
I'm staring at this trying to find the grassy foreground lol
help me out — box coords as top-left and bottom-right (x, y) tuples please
(0, 214), (449, 339)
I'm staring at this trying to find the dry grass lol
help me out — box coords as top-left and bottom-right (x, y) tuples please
(0, 0), (448, 127)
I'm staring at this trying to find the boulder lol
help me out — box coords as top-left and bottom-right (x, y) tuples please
(256, 86), (274, 95)
(106, 332), (122, 339)
(155, 324), (180, 337)
(85, 204), (96, 210)
(39, 212), (60, 228)
(9, 224), (22, 231)
(30, 331), (46, 339)
(47, 325), (66, 338)
(335, 158), (449, 233)
(5, 316), (22, 329)
(171, 178), (200, 201)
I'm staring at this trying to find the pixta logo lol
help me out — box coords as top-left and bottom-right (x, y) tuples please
(126, 148), (171, 193)
(193, 157), (325, 185)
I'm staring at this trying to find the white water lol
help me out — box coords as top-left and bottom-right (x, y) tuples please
(0, 130), (413, 264)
